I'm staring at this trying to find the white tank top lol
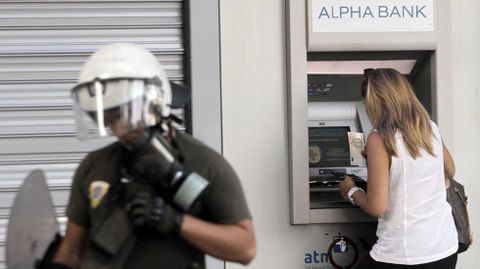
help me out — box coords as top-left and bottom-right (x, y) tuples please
(370, 121), (458, 264)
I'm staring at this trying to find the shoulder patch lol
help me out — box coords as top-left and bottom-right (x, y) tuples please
(88, 181), (110, 208)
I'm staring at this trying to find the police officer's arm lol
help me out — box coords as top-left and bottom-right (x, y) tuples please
(53, 221), (87, 268)
(180, 216), (256, 265)
(128, 191), (256, 264)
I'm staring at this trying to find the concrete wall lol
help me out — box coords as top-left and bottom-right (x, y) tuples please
(450, 0), (480, 267)
(219, 0), (479, 268)
(220, 1), (291, 268)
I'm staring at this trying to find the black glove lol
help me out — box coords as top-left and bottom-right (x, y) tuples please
(127, 191), (184, 234)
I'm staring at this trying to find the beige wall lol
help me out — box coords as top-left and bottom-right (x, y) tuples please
(220, 1), (290, 268)
(450, 0), (480, 267)
(220, 0), (479, 268)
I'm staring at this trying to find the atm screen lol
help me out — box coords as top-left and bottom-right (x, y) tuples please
(308, 126), (351, 167)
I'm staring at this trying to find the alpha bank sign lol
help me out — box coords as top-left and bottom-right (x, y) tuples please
(311, 0), (434, 33)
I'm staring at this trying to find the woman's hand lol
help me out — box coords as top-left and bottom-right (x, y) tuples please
(339, 175), (356, 200)
(361, 142), (367, 158)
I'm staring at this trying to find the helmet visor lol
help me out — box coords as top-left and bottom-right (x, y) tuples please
(72, 78), (164, 139)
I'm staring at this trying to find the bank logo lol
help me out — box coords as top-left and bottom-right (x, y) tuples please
(333, 236), (348, 253)
(311, 0), (434, 33)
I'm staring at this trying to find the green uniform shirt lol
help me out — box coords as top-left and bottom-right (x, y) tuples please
(67, 131), (251, 269)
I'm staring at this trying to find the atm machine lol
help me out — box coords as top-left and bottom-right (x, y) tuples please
(286, 0), (450, 267)
(308, 101), (370, 209)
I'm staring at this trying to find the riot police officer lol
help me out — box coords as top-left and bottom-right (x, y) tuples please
(50, 43), (256, 269)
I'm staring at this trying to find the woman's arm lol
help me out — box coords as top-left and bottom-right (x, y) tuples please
(179, 217), (256, 265)
(340, 132), (389, 218)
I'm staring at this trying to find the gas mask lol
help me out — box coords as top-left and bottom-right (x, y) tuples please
(122, 128), (209, 211)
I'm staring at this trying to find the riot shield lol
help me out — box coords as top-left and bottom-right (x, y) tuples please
(6, 169), (60, 269)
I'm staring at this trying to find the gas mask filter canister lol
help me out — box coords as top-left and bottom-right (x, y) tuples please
(123, 129), (209, 211)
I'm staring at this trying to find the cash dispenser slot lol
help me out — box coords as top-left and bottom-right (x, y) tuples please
(309, 170), (367, 208)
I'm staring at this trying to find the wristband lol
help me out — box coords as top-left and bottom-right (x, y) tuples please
(347, 186), (365, 205)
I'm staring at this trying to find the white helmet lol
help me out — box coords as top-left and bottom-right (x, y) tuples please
(71, 43), (189, 139)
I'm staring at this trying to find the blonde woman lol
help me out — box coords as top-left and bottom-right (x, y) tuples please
(339, 68), (458, 268)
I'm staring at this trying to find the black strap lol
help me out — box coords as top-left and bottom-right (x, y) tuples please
(48, 263), (72, 269)
(34, 233), (65, 269)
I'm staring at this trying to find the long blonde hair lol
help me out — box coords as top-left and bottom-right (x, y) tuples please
(363, 68), (434, 158)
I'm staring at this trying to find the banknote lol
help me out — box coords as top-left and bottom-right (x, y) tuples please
(348, 132), (366, 166)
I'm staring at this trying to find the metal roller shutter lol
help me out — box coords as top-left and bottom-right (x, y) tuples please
(0, 1), (185, 267)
